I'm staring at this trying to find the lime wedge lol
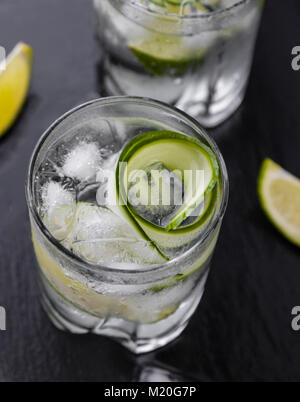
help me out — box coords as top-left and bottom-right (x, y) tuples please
(129, 35), (206, 77)
(258, 158), (300, 247)
(0, 42), (33, 137)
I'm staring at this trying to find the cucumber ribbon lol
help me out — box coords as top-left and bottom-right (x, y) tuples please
(113, 130), (219, 259)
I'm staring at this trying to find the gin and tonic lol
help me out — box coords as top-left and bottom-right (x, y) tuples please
(26, 97), (228, 353)
(94, 0), (264, 127)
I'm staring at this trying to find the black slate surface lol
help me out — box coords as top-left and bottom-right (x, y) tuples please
(0, 0), (300, 382)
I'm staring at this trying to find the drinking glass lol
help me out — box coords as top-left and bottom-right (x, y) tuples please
(26, 97), (228, 353)
(94, 0), (264, 127)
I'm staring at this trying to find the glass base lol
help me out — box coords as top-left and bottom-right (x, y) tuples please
(39, 273), (207, 354)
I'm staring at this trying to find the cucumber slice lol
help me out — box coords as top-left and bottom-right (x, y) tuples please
(150, 227), (218, 291)
(116, 131), (219, 254)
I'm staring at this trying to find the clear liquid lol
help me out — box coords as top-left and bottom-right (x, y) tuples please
(36, 124), (216, 266)
(31, 111), (223, 353)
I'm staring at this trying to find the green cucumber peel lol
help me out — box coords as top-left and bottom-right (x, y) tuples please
(116, 130), (219, 253)
(150, 242), (213, 291)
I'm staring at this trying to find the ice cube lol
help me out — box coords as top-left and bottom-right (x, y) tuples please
(62, 142), (101, 181)
(63, 204), (164, 266)
(41, 181), (76, 240)
(128, 163), (184, 227)
(96, 152), (118, 182)
(42, 181), (74, 214)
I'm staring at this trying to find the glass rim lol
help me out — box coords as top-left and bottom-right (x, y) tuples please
(118, 0), (250, 20)
(26, 96), (229, 278)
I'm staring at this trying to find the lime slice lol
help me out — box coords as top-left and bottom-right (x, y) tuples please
(129, 35), (206, 77)
(130, 0), (215, 76)
(258, 158), (300, 247)
(116, 130), (219, 254)
(0, 42), (33, 137)
(32, 231), (177, 323)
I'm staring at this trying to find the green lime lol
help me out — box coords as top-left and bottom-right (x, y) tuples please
(0, 42), (33, 138)
(129, 35), (206, 77)
(258, 158), (300, 247)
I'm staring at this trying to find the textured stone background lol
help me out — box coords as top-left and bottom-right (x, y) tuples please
(0, 0), (300, 381)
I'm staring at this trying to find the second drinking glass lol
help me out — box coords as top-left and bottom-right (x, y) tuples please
(94, 0), (264, 127)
